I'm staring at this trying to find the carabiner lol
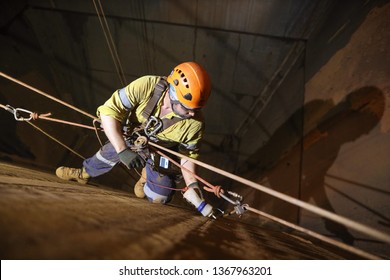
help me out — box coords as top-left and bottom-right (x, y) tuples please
(13, 107), (33, 121)
(4, 105), (16, 115)
(220, 190), (246, 216)
(144, 116), (163, 140)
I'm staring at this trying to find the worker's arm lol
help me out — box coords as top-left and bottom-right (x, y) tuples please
(180, 158), (197, 187)
(180, 157), (221, 198)
(101, 114), (144, 168)
(100, 114), (127, 153)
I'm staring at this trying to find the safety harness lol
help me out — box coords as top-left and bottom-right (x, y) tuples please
(130, 77), (184, 175)
(141, 77), (182, 138)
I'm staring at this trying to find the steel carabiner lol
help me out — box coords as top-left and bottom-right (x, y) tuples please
(4, 105), (33, 121)
(220, 190), (246, 216)
(144, 116), (163, 140)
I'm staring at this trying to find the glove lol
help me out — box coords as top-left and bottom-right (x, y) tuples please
(118, 148), (145, 169)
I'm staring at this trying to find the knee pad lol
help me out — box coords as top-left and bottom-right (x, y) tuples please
(144, 183), (170, 204)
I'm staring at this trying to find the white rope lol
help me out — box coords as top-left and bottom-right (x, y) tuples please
(0, 72), (96, 120)
(26, 121), (86, 160)
(91, 0), (127, 86)
(244, 205), (381, 260)
(148, 142), (390, 244)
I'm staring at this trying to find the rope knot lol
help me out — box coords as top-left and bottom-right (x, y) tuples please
(30, 112), (52, 120)
(203, 184), (223, 198)
(30, 112), (39, 120)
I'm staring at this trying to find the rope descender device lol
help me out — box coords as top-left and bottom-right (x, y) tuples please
(132, 135), (148, 152)
(220, 190), (247, 216)
(129, 135), (151, 164)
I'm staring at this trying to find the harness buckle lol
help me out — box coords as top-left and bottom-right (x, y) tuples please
(144, 116), (163, 141)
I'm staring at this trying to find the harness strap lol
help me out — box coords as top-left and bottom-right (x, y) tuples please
(141, 77), (168, 120)
(142, 77), (182, 132)
(161, 118), (181, 131)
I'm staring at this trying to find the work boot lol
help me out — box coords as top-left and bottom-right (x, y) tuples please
(134, 167), (146, 198)
(55, 166), (90, 184)
(183, 187), (213, 217)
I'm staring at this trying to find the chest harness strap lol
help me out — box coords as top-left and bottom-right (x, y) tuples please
(137, 77), (183, 175)
(141, 77), (182, 139)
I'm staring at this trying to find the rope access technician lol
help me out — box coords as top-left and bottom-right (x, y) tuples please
(55, 62), (218, 217)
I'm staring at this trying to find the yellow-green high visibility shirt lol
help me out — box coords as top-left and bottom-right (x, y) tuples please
(97, 75), (204, 159)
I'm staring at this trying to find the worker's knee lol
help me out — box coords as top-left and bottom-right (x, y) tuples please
(144, 183), (171, 204)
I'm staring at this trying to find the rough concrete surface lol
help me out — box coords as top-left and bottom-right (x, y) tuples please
(0, 161), (364, 260)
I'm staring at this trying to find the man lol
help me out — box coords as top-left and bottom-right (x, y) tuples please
(56, 62), (215, 217)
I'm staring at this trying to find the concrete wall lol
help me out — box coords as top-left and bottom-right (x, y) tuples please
(235, 2), (390, 257)
(302, 2), (390, 255)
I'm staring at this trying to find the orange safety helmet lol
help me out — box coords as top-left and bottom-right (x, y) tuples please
(167, 62), (211, 109)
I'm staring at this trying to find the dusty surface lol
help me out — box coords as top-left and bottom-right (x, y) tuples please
(302, 3), (390, 257)
(0, 161), (366, 260)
